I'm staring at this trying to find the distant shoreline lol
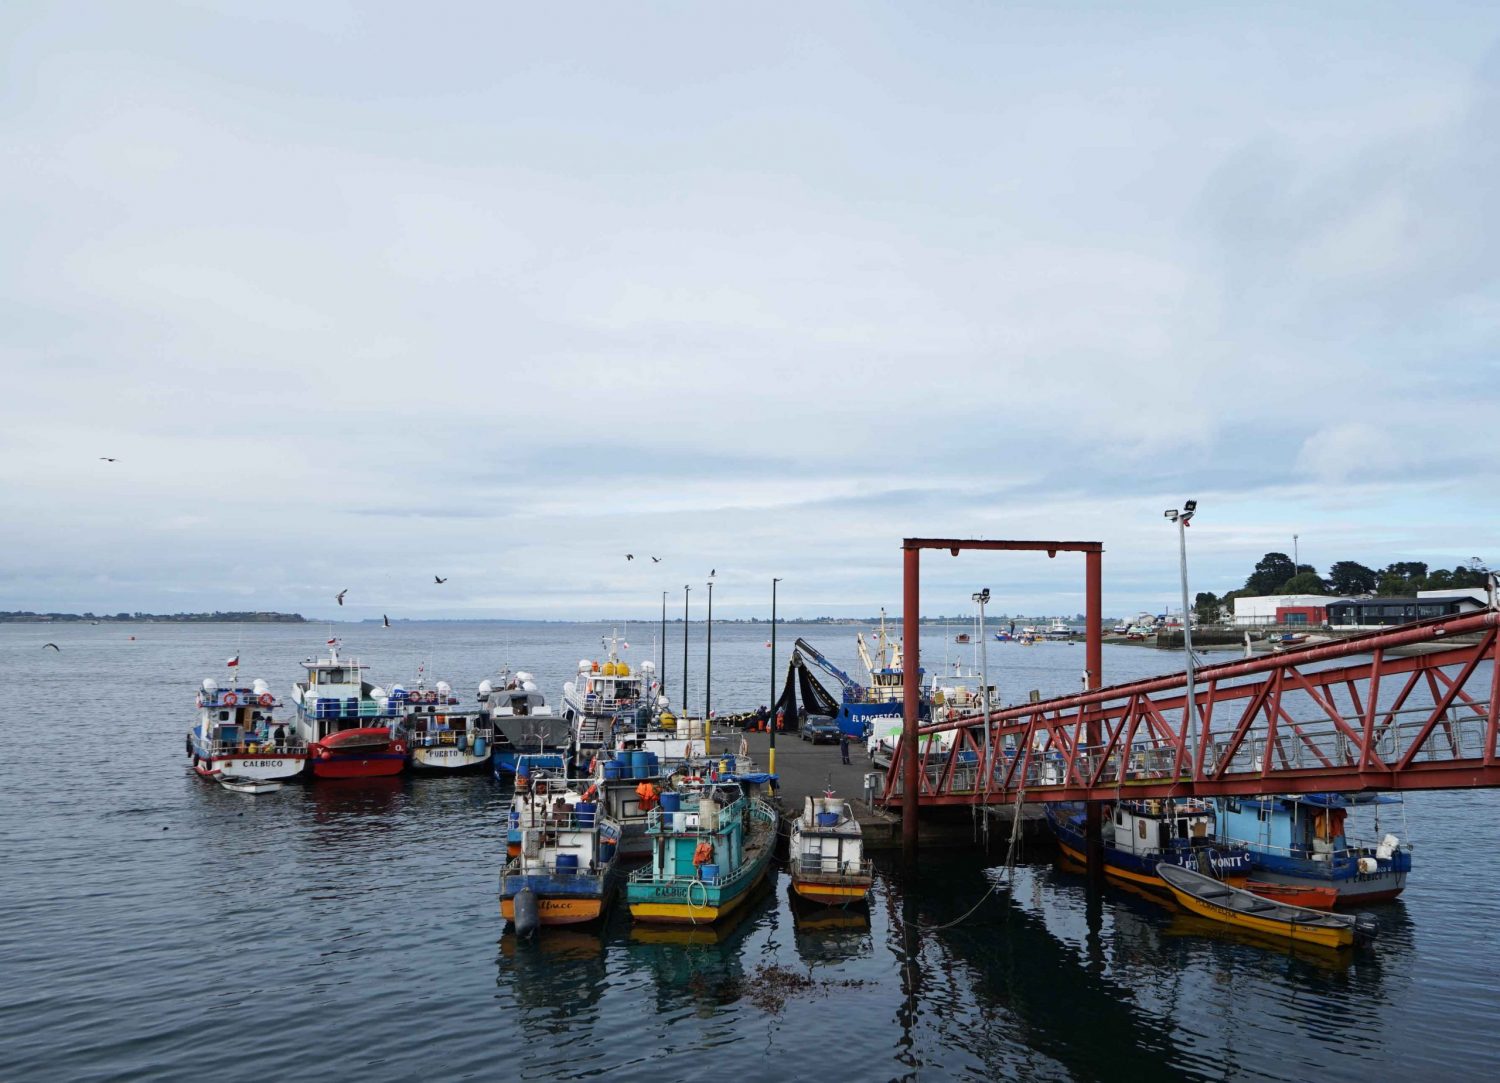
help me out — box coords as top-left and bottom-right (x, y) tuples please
(0, 611), (306, 624)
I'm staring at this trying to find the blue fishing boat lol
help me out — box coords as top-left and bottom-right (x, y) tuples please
(791, 611), (926, 740)
(626, 781), (778, 925)
(1047, 799), (1252, 890)
(499, 772), (622, 935)
(1212, 794), (1412, 904)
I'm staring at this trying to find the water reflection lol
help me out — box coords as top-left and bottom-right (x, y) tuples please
(788, 883), (871, 967)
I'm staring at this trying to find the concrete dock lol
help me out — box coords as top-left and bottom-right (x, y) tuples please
(728, 729), (1047, 852)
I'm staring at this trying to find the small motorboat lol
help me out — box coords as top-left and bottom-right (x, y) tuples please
(1157, 864), (1376, 950)
(1245, 880), (1338, 910)
(217, 775), (285, 794)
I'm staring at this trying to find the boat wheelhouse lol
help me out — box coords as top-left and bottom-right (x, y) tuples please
(480, 670), (568, 777)
(789, 793), (872, 906)
(188, 671), (307, 782)
(290, 641), (406, 779)
(626, 781), (777, 925)
(401, 679), (493, 772)
(560, 634), (655, 759)
(499, 773), (622, 933)
(1047, 799), (1252, 890)
(1213, 793), (1412, 904)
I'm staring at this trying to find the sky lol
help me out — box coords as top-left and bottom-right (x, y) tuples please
(2, 2), (1497, 621)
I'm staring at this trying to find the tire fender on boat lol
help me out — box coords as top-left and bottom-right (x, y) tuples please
(258, 693), (274, 707)
(223, 692), (238, 707)
(513, 887), (539, 939)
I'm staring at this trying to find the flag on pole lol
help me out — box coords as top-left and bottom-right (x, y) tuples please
(621, 641), (630, 649)
(226, 654), (239, 667)
(327, 638), (338, 645)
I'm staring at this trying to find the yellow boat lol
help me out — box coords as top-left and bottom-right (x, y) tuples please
(1157, 864), (1376, 951)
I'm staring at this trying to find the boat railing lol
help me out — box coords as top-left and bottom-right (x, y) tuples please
(406, 725), (494, 748)
(797, 853), (874, 878)
(197, 738), (307, 756)
(1219, 836), (1410, 862)
(503, 856), (601, 882)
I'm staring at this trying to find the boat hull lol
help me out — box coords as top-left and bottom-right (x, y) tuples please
(1244, 865), (1406, 904)
(499, 871), (616, 927)
(310, 729), (406, 778)
(1049, 808), (1250, 890)
(410, 747), (489, 772)
(627, 857), (771, 925)
(1245, 880), (1339, 910)
(191, 748), (306, 781)
(1163, 880), (1356, 949)
(790, 875), (871, 906)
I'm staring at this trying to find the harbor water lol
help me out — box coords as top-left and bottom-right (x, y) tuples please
(2, 620), (1496, 1080)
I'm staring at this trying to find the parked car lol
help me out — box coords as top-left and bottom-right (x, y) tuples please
(800, 713), (840, 744)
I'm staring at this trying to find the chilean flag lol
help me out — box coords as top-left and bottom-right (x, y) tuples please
(226, 654), (239, 667)
(327, 637), (338, 645)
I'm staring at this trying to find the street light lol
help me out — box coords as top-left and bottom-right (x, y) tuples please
(1164, 500), (1198, 778)
(770, 577), (782, 775)
(971, 588), (992, 723)
(660, 591), (668, 705)
(682, 585), (691, 716)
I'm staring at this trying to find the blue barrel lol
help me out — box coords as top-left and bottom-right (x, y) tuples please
(599, 841), (617, 864)
(643, 752), (658, 776)
(603, 761), (622, 781)
(699, 863), (719, 881)
(816, 812), (839, 827)
(516, 761), (530, 779)
(615, 748), (633, 763)
(574, 801), (596, 828)
(556, 853), (579, 875)
(659, 791), (681, 813)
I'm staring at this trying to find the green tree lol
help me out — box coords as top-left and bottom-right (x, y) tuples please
(1376, 561), (1429, 595)
(1194, 591), (1220, 625)
(1245, 552), (1297, 595)
(1327, 560), (1379, 595)
(1280, 571), (1328, 594)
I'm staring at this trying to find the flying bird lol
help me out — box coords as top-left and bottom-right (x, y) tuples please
(383, 614), (391, 628)
(434, 576), (447, 584)
(651, 556), (661, 563)
(336, 589), (348, 606)
(625, 554), (634, 561)
(43, 642), (60, 651)
(99, 457), (117, 462)
(710, 568), (716, 577)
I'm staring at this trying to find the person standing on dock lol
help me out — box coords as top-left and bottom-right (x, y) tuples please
(840, 731), (851, 765)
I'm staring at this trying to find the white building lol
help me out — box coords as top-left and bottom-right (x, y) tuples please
(1231, 594), (1349, 627)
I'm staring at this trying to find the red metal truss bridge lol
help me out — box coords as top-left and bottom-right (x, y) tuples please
(880, 608), (1500, 809)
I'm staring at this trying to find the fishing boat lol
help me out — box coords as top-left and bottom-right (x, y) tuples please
(954, 632), (971, 644)
(626, 781), (778, 925)
(577, 745), (670, 861)
(1046, 799), (1252, 890)
(290, 640), (407, 779)
(187, 667), (307, 782)
(790, 611), (927, 741)
(789, 792), (872, 906)
(481, 670), (569, 777)
(561, 632), (656, 761)
(1213, 793), (1412, 904)
(499, 773), (622, 935)
(401, 679), (493, 773)
(1157, 864), (1377, 950)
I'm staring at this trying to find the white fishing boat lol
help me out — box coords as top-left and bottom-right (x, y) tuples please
(560, 631), (656, 759)
(290, 640), (406, 779)
(187, 661), (307, 782)
(789, 792), (872, 906)
(401, 678), (493, 773)
(499, 771), (623, 936)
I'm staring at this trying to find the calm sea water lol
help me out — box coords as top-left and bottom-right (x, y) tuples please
(2, 620), (1496, 1081)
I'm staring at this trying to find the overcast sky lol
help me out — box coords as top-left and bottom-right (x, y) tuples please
(3, 2), (1497, 621)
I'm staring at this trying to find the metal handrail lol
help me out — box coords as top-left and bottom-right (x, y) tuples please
(196, 739), (307, 756)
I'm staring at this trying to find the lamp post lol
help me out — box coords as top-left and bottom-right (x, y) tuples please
(770, 577), (782, 775)
(660, 591), (667, 706)
(1164, 499), (1199, 780)
(972, 589), (992, 721)
(682, 585), (690, 717)
(705, 579), (713, 756)
(1293, 533), (1299, 570)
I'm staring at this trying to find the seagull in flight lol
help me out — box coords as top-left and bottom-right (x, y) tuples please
(710, 568), (716, 577)
(651, 556), (661, 563)
(434, 576), (447, 584)
(336, 589), (348, 606)
(626, 554), (634, 561)
(99, 457), (117, 462)
(43, 642), (60, 651)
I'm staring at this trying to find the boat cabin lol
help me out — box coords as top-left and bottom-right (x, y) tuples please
(1110, 799), (1214, 857)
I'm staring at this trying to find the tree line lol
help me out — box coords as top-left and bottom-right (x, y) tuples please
(1193, 555), (1490, 623)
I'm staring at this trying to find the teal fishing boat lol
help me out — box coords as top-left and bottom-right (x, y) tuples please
(626, 782), (777, 925)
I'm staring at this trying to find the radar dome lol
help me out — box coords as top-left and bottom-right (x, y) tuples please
(515, 671), (533, 683)
(202, 678), (218, 693)
(579, 660), (592, 672)
(252, 678), (270, 694)
(478, 679), (494, 695)
(640, 660), (655, 673)
(370, 686), (386, 699)
(521, 681), (537, 691)
(436, 681), (451, 695)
